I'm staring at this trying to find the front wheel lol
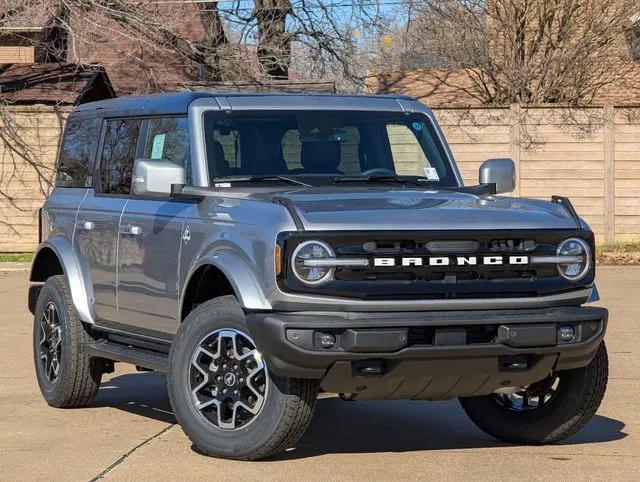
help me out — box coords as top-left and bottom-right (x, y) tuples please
(459, 341), (608, 444)
(167, 296), (319, 460)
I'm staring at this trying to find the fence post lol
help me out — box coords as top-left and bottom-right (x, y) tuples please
(603, 104), (615, 245)
(509, 103), (521, 196)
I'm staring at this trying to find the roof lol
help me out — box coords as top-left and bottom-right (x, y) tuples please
(75, 91), (419, 116)
(0, 63), (115, 105)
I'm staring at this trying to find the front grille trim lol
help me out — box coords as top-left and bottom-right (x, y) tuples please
(278, 229), (595, 299)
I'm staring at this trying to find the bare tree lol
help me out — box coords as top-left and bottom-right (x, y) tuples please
(27, 0), (384, 88)
(0, 0), (389, 222)
(379, 0), (639, 105)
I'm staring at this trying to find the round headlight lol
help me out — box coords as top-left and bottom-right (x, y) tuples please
(292, 240), (335, 285)
(557, 238), (591, 281)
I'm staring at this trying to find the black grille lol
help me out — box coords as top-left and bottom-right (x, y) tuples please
(279, 229), (595, 300)
(488, 239), (537, 252)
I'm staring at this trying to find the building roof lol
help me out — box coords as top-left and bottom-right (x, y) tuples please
(0, 62), (115, 105)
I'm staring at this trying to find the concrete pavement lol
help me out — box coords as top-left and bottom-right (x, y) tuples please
(0, 267), (638, 481)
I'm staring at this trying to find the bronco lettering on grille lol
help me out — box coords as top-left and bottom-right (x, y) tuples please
(372, 256), (529, 267)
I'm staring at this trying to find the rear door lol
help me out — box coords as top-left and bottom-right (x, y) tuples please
(75, 117), (142, 325)
(49, 115), (100, 247)
(117, 117), (193, 337)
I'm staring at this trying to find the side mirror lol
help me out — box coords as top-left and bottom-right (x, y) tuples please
(132, 159), (185, 197)
(479, 158), (516, 194)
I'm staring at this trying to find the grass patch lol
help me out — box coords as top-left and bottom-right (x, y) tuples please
(598, 242), (640, 253)
(0, 253), (33, 262)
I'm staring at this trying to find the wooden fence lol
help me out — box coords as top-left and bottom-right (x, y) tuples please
(0, 103), (638, 252)
(0, 106), (69, 252)
(434, 105), (640, 244)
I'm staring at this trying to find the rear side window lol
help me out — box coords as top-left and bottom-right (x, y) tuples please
(144, 117), (191, 182)
(56, 118), (101, 188)
(99, 119), (142, 195)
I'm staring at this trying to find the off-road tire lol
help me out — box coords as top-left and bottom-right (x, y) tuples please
(168, 295), (319, 460)
(33, 275), (102, 408)
(459, 341), (608, 444)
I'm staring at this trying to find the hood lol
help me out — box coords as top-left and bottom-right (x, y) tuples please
(265, 187), (580, 231)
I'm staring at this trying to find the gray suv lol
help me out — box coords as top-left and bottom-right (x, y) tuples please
(29, 92), (608, 460)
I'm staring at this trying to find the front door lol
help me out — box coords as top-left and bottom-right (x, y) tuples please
(117, 199), (192, 336)
(116, 116), (192, 337)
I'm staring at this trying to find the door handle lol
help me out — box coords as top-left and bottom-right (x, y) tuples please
(119, 224), (142, 236)
(76, 220), (95, 231)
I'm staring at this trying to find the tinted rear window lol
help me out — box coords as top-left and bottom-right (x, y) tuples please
(99, 119), (142, 195)
(56, 118), (101, 188)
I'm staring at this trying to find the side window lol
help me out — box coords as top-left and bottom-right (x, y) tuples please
(56, 118), (101, 188)
(100, 119), (142, 195)
(144, 117), (191, 182)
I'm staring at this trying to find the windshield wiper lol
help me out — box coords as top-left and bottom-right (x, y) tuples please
(334, 175), (426, 187)
(214, 175), (311, 187)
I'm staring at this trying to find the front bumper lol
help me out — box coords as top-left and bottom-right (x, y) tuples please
(246, 306), (607, 400)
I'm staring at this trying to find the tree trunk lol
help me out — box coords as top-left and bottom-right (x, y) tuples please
(197, 2), (229, 81)
(254, 0), (292, 79)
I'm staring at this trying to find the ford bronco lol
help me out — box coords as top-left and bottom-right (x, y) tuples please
(30, 92), (607, 460)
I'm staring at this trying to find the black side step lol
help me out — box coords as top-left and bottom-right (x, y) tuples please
(84, 340), (169, 373)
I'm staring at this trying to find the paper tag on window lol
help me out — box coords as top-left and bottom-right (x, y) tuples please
(214, 182), (231, 188)
(151, 134), (165, 159)
(423, 167), (440, 181)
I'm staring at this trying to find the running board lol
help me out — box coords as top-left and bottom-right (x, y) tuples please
(84, 340), (169, 373)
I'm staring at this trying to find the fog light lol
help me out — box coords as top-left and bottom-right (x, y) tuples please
(559, 325), (575, 342)
(318, 332), (336, 348)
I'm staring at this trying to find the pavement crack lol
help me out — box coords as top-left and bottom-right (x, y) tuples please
(89, 423), (175, 481)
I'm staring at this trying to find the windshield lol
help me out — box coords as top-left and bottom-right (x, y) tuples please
(202, 110), (458, 187)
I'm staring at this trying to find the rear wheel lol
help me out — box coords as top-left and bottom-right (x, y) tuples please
(168, 296), (319, 460)
(459, 342), (608, 444)
(33, 275), (103, 408)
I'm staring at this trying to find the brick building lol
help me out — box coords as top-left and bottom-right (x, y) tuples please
(0, 2), (205, 96)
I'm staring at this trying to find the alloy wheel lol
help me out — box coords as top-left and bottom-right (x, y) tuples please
(39, 301), (63, 382)
(189, 329), (267, 430)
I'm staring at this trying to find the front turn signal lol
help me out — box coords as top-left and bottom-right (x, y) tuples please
(275, 244), (282, 276)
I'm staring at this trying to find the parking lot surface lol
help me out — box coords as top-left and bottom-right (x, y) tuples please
(1, 267), (638, 481)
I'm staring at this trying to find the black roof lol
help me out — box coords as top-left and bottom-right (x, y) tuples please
(74, 91), (419, 116)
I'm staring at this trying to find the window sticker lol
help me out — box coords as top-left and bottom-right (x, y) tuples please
(423, 167), (440, 181)
(151, 133), (166, 159)
(412, 121), (423, 131)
